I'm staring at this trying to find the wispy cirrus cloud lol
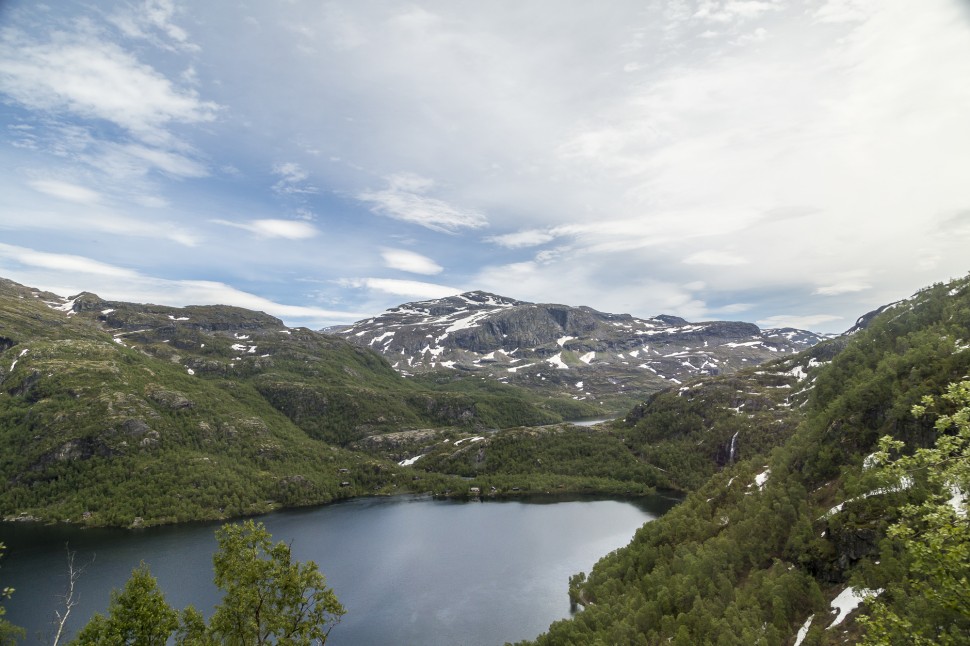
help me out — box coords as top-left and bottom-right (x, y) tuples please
(813, 0), (871, 24)
(337, 277), (459, 299)
(0, 242), (140, 278)
(212, 218), (318, 239)
(381, 249), (443, 275)
(811, 269), (874, 297)
(0, 28), (218, 144)
(28, 179), (101, 204)
(85, 141), (209, 179)
(694, 1), (780, 23)
(358, 173), (487, 233)
(1, 1), (968, 334)
(757, 313), (843, 330)
(272, 162), (317, 195)
(485, 229), (556, 249)
(0, 207), (200, 247)
(108, 0), (200, 52)
(813, 281), (871, 296)
(682, 250), (750, 266)
(0, 242), (367, 325)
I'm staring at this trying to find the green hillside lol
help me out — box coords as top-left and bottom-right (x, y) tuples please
(518, 275), (970, 645)
(0, 279), (603, 526)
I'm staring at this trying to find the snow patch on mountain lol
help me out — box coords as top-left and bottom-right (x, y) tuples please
(827, 587), (882, 628)
(333, 291), (828, 400)
(547, 353), (569, 369)
(753, 468), (770, 491)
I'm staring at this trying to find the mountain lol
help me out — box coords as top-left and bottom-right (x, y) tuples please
(517, 275), (970, 644)
(0, 277), (603, 526)
(333, 291), (829, 410)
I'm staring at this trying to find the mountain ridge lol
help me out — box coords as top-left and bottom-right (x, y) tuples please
(334, 290), (831, 409)
(0, 276), (606, 526)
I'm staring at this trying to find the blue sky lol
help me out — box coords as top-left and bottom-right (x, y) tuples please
(1, 0), (969, 333)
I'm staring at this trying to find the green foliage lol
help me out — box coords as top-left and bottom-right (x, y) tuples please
(620, 368), (804, 490)
(0, 280), (608, 526)
(209, 520), (345, 645)
(518, 275), (970, 645)
(71, 522), (344, 645)
(376, 424), (671, 496)
(0, 543), (25, 646)
(71, 564), (178, 645)
(860, 381), (970, 645)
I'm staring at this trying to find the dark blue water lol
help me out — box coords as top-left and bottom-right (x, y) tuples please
(0, 494), (677, 645)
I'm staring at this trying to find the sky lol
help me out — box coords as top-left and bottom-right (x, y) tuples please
(1, 0), (969, 333)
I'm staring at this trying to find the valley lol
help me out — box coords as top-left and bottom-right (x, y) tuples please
(0, 277), (823, 527)
(2, 273), (969, 645)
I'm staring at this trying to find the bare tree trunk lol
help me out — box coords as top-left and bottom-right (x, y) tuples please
(51, 546), (91, 646)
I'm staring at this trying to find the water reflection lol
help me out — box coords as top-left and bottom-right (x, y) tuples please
(0, 494), (677, 645)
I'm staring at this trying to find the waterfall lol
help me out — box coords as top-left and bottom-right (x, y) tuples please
(728, 431), (739, 463)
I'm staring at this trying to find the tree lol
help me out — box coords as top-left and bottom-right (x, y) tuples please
(208, 520), (345, 645)
(0, 543), (25, 646)
(70, 521), (344, 645)
(52, 547), (89, 646)
(861, 380), (970, 645)
(71, 563), (178, 645)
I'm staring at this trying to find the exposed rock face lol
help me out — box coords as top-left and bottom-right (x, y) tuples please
(334, 291), (830, 406)
(30, 437), (116, 471)
(146, 388), (194, 410)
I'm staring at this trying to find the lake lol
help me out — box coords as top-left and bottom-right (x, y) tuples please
(0, 494), (678, 645)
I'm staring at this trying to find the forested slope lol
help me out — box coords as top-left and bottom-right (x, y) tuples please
(0, 278), (600, 526)
(520, 275), (970, 645)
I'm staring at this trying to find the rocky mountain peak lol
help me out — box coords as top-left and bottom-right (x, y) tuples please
(334, 292), (829, 408)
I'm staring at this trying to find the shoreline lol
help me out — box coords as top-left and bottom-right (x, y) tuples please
(0, 484), (683, 531)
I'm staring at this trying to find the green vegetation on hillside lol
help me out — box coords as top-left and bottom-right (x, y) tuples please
(0, 279), (608, 526)
(859, 381), (970, 645)
(362, 423), (672, 497)
(4, 274), (969, 644)
(518, 275), (970, 645)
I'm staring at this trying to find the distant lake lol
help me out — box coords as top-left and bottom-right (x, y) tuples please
(0, 494), (678, 645)
(566, 418), (614, 427)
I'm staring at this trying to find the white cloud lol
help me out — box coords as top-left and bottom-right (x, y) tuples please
(88, 142), (209, 179)
(274, 162), (308, 183)
(0, 242), (139, 278)
(272, 162), (316, 195)
(109, 0), (199, 52)
(0, 29), (218, 143)
(358, 173), (487, 233)
(28, 179), (101, 204)
(814, 0), (872, 24)
(212, 219), (318, 239)
(0, 209), (200, 247)
(757, 313), (843, 330)
(2, 1), (969, 335)
(683, 250), (749, 266)
(732, 27), (768, 46)
(471, 259), (709, 321)
(0, 243), (367, 326)
(485, 229), (556, 249)
(337, 277), (459, 299)
(715, 303), (753, 314)
(694, 1), (779, 23)
(814, 281), (871, 296)
(381, 249), (443, 275)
